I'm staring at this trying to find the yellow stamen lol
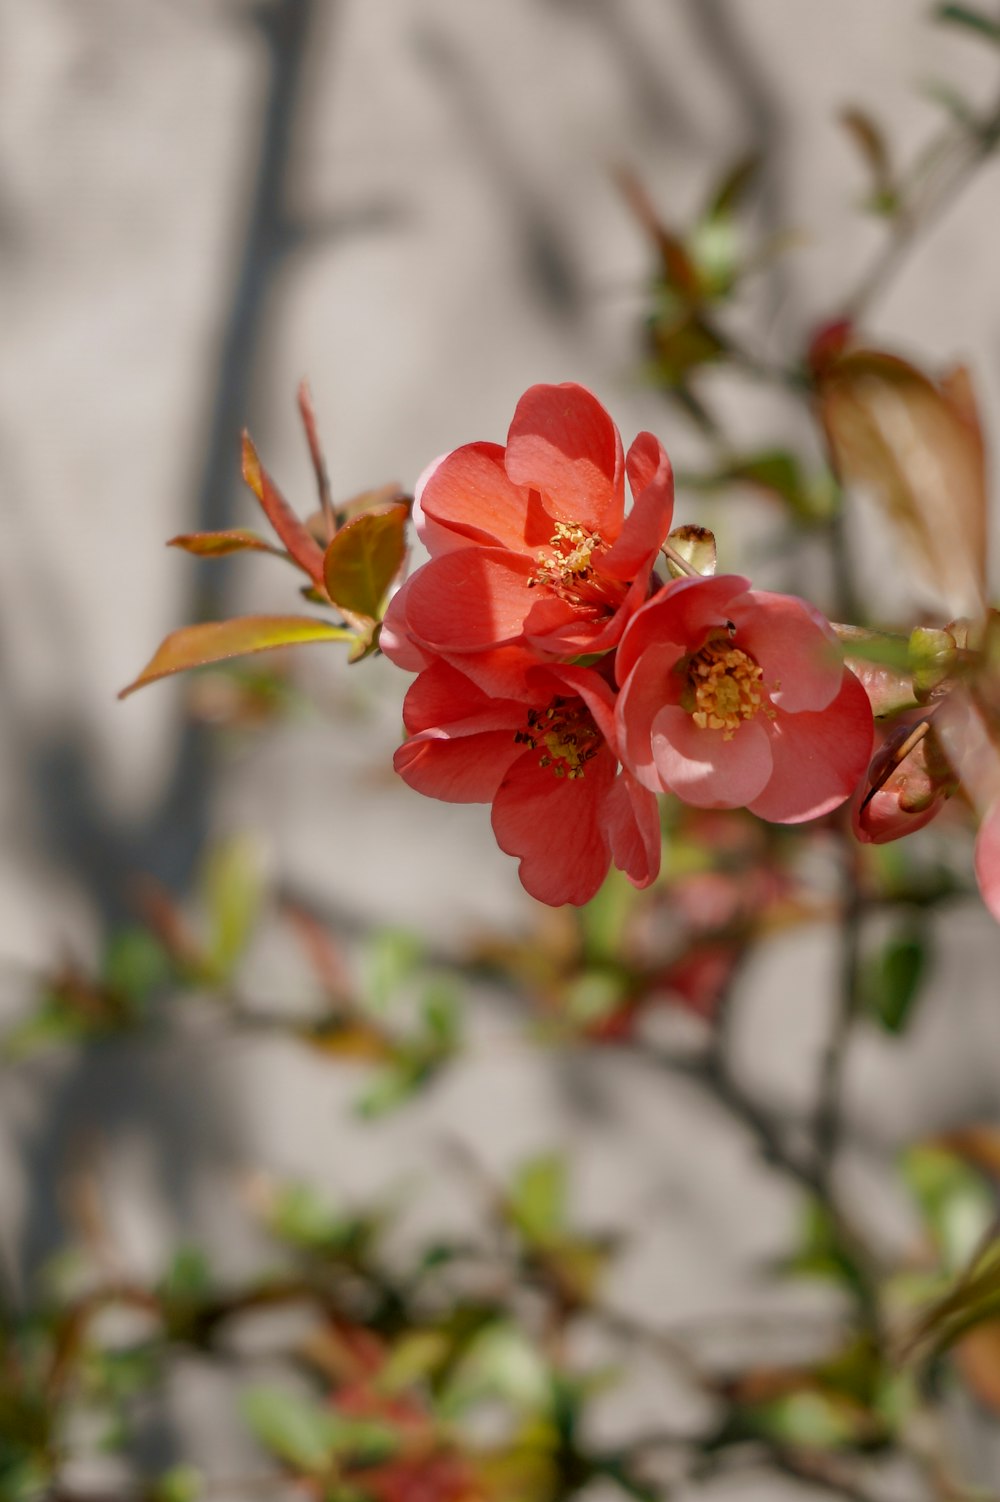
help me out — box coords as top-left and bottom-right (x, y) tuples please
(686, 638), (767, 741)
(529, 522), (602, 594)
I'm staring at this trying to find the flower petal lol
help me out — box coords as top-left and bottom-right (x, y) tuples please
(380, 576), (430, 672)
(616, 574), (751, 686)
(616, 643), (687, 790)
(600, 431), (675, 581)
(604, 771), (662, 888)
(395, 729), (521, 803)
(505, 383), (624, 534)
(651, 705), (773, 808)
(975, 803), (1000, 923)
(730, 589), (844, 713)
(417, 442), (545, 555)
(748, 669), (873, 823)
(403, 548), (535, 651)
(402, 659), (526, 734)
(491, 746), (616, 905)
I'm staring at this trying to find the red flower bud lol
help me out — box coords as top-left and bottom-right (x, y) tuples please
(852, 718), (956, 845)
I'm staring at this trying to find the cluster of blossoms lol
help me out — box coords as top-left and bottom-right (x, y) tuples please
(383, 384), (875, 905)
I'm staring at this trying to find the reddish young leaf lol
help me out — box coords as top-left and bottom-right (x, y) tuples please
(119, 616), (354, 698)
(241, 432), (327, 585)
(818, 351), (987, 617)
(323, 504), (409, 623)
(168, 529), (285, 559)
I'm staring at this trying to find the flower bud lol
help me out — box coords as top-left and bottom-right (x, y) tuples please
(853, 718), (957, 845)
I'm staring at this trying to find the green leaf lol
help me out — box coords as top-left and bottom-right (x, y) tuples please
(323, 505), (409, 623)
(933, 3), (1000, 42)
(202, 835), (264, 981)
(241, 1386), (339, 1474)
(510, 1155), (568, 1247)
(119, 616), (354, 698)
(861, 930), (929, 1034)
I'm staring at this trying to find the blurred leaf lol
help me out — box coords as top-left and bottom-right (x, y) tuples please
(745, 1390), (860, 1449)
(934, 3), (1000, 42)
(355, 1056), (432, 1118)
(323, 505), (409, 624)
(955, 1319), (1000, 1413)
(260, 1180), (360, 1257)
(362, 929), (424, 1012)
(665, 524), (717, 579)
(241, 1385), (339, 1474)
(162, 1245), (213, 1302)
(616, 167), (702, 300)
(379, 1331), (451, 1394)
(168, 529), (284, 559)
(152, 1466), (204, 1502)
(509, 1155), (567, 1247)
(647, 308), (727, 386)
(903, 1235), (1000, 1362)
(861, 929), (928, 1034)
(703, 151), (760, 222)
(440, 1324), (550, 1420)
(119, 616), (354, 698)
(938, 1125), (1000, 1182)
(818, 351), (987, 617)
(902, 1145), (993, 1270)
(783, 1201), (870, 1302)
(421, 983), (460, 1048)
(683, 449), (835, 523)
(839, 107), (898, 212)
(202, 836), (264, 981)
(241, 432), (326, 583)
(102, 928), (169, 1006)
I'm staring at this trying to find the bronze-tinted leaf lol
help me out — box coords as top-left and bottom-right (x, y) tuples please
(839, 107), (896, 208)
(241, 432), (327, 585)
(323, 504), (409, 623)
(818, 350), (987, 618)
(168, 529), (285, 559)
(119, 616), (354, 698)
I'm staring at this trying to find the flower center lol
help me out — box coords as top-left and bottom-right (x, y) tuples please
(685, 638), (766, 741)
(514, 695), (601, 779)
(529, 522), (613, 604)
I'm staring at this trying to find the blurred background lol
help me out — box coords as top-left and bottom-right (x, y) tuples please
(4, 2), (1000, 1498)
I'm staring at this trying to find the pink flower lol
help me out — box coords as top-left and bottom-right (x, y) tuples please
(382, 384), (674, 691)
(975, 802), (1000, 922)
(394, 657), (660, 906)
(615, 574), (873, 820)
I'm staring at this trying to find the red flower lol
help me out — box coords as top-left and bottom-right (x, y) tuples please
(615, 574), (873, 820)
(382, 383), (674, 691)
(394, 658), (660, 906)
